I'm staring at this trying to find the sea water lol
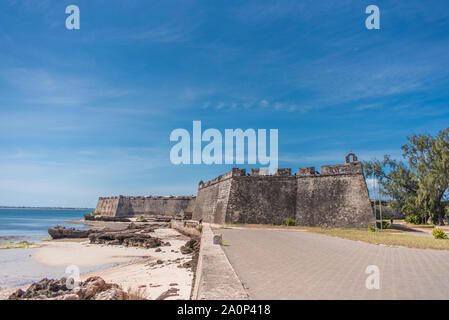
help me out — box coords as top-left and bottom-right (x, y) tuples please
(0, 208), (107, 291)
(0, 208), (92, 242)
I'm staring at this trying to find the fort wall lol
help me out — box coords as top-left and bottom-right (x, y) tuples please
(295, 162), (373, 227)
(95, 197), (119, 217)
(193, 155), (374, 227)
(95, 196), (196, 217)
(226, 175), (297, 224)
(95, 153), (374, 228)
(192, 168), (243, 223)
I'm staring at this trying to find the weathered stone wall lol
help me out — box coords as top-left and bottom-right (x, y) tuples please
(95, 196), (196, 217)
(226, 175), (297, 225)
(95, 197), (119, 216)
(192, 157), (374, 227)
(192, 169), (242, 223)
(295, 162), (373, 227)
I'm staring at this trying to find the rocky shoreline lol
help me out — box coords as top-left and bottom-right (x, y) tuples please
(8, 276), (128, 300)
(3, 218), (201, 300)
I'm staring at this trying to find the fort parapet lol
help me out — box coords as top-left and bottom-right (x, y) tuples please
(192, 154), (373, 228)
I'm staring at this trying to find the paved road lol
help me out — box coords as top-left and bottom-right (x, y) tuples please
(219, 228), (449, 299)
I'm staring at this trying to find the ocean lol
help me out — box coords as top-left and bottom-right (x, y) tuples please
(0, 208), (99, 291)
(0, 208), (93, 243)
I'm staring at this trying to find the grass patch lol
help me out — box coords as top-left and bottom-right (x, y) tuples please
(0, 241), (40, 249)
(223, 223), (449, 251)
(403, 223), (435, 229)
(221, 239), (230, 246)
(224, 223), (306, 230)
(136, 215), (147, 222)
(304, 228), (449, 251)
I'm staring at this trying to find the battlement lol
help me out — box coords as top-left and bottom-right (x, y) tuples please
(274, 168), (292, 176)
(320, 162), (363, 175)
(98, 195), (195, 200)
(250, 168), (269, 176)
(298, 167), (316, 176)
(199, 160), (364, 187)
(198, 167), (246, 189)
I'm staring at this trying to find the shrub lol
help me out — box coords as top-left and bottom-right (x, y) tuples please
(285, 218), (296, 226)
(136, 215), (147, 222)
(368, 225), (376, 232)
(405, 214), (421, 225)
(91, 211), (101, 216)
(183, 221), (187, 227)
(126, 287), (147, 300)
(376, 220), (391, 229)
(196, 225), (203, 233)
(432, 228), (448, 240)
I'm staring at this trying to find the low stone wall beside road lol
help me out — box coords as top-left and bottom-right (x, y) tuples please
(192, 224), (248, 300)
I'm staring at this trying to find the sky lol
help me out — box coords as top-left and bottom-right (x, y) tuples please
(0, 0), (449, 207)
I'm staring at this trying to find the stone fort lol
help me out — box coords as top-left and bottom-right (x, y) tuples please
(95, 153), (374, 228)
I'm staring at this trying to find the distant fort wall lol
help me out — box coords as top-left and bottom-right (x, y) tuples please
(95, 196), (196, 217)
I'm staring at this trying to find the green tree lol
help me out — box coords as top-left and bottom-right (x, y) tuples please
(363, 155), (420, 217)
(364, 128), (449, 225)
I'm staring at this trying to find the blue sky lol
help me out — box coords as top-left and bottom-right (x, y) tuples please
(1, 0), (449, 207)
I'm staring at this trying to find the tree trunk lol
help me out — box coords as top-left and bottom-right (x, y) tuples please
(438, 213), (445, 226)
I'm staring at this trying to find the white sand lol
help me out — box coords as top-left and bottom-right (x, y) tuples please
(0, 227), (195, 300)
(33, 241), (152, 267)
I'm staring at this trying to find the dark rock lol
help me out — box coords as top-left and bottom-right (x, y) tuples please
(84, 214), (131, 222)
(8, 276), (129, 300)
(48, 226), (92, 240)
(179, 238), (200, 272)
(8, 278), (70, 300)
(180, 238), (200, 255)
(88, 227), (161, 249)
(155, 287), (179, 300)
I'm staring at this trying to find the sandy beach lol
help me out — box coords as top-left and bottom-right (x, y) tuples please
(0, 222), (196, 300)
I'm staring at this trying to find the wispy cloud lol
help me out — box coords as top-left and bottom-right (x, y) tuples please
(0, 68), (132, 107)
